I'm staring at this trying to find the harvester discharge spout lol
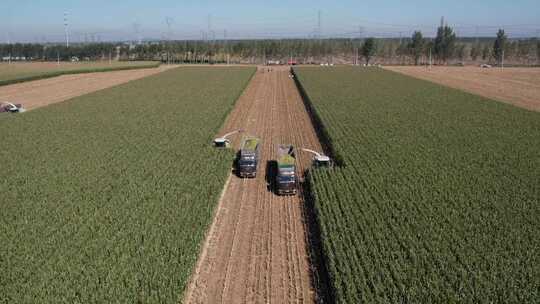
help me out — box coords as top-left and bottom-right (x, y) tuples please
(301, 148), (332, 167)
(213, 129), (244, 148)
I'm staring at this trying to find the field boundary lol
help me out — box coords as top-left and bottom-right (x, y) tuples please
(301, 172), (335, 304)
(212, 68), (257, 136)
(291, 67), (344, 167)
(292, 67), (353, 302)
(292, 67), (342, 302)
(181, 67), (256, 303)
(0, 62), (161, 87)
(181, 173), (233, 304)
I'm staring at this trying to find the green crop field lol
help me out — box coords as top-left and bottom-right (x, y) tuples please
(294, 67), (540, 303)
(0, 61), (160, 86)
(0, 67), (254, 303)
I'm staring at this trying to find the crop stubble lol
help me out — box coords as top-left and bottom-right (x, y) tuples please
(384, 66), (540, 111)
(0, 65), (175, 111)
(184, 66), (322, 304)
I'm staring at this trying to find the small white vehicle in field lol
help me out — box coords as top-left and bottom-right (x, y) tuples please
(480, 64), (492, 68)
(0, 102), (26, 113)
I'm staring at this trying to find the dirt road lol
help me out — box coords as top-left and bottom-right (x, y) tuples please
(184, 66), (323, 304)
(0, 65), (176, 111)
(384, 66), (540, 112)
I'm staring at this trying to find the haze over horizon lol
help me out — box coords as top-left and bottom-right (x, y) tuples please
(1, 0), (539, 43)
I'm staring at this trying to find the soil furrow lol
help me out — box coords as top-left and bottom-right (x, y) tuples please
(185, 66), (323, 304)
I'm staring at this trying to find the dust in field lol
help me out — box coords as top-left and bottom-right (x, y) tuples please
(384, 66), (540, 112)
(184, 66), (323, 304)
(0, 65), (175, 111)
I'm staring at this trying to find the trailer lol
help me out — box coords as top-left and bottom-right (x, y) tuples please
(276, 145), (297, 195)
(238, 137), (261, 178)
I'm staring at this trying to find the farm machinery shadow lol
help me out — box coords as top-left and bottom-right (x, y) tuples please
(264, 160), (278, 195)
(300, 170), (335, 304)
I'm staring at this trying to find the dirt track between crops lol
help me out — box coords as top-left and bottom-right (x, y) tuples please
(184, 66), (323, 304)
(385, 66), (540, 112)
(0, 65), (177, 111)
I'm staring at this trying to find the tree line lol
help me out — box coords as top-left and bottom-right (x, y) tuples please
(1, 25), (539, 66)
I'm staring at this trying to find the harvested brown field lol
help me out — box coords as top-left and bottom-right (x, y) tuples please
(0, 61), (158, 83)
(384, 66), (540, 111)
(0, 65), (176, 111)
(184, 66), (323, 304)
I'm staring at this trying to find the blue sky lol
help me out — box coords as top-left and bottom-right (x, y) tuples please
(1, 0), (539, 42)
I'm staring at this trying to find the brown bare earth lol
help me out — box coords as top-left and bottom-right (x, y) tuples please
(0, 65), (176, 111)
(184, 66), (323, 304)
(384, 66), (540, 112)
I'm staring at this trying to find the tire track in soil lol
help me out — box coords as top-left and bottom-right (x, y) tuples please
(184, 66), (323, 304)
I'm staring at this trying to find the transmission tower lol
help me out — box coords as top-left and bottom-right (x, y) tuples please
(317, 10), (322, 39)
(165, 17), (174, 64)
(133, 22), (142, 45)
(64, 12), (70, 47)
(165, 17), (174, 40)
(207, 14), (212, 42)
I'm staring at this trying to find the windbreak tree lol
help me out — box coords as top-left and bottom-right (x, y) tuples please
(456, 44), (467, 63)
(470, 44), (481, 61)
(536, 39), (540, 64)
(434, 24), (456, 64)
(493, 29), (507, 65)
(482, 45), (491, 61)
(362, 38), (377, 65)
(408, 31), (425, 65)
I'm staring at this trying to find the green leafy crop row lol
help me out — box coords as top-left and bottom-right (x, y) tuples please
(0, 66), (254, 303)
(294, 67), (540, 303)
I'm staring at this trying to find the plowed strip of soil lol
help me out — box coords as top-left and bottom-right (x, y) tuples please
(0, 65), (176, 111)
(184, 66), (323, 304)
(384, 66), (540, 112)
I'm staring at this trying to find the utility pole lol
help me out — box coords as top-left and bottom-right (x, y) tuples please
(224, 29), (230, 65)
(207, 14), (212, 64)
(64, 12), (70, 48)
(317, 10), (321, 40)
(166, 17), (173, 65)
(6, 31), (11, 64)
(356, 26), (364, 65)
